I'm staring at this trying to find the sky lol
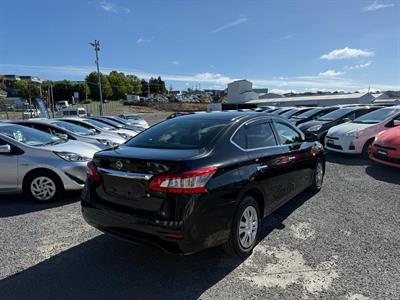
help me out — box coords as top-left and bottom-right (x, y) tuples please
(1, 0), (399, 93)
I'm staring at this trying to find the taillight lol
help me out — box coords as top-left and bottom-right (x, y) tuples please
(149, 166), (217, 194)
(87, 161), (100, 182)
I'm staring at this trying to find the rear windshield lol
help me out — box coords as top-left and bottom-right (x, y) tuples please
(126, 118), (229, 149)
(294, 108), (322, 119)
(52, 121), (96, 136)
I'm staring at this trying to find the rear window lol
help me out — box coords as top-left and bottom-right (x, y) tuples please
(126, 118), (229, 149)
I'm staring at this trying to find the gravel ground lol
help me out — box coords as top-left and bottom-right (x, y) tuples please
(0, 114), (399, 299)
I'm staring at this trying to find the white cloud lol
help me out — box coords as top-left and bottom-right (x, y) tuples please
(136, 38), (144, 44)
(211, 16), (248, 33)
(348, 61), (372, 69)
(100, 1), (130, 13)
(278, 34), (293, 41)
(363, 1), (394, 11)
(321, 47), (374, 60)
(171, 61), (180, 65)
(1, 63), (399, 92)
(319, 70), (346, 77)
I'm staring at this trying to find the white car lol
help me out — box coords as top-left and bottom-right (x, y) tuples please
(117, 113), (149, 128)
(325, 106), (400, 157)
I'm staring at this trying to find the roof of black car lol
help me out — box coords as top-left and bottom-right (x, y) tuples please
(174, 111), (260, 121)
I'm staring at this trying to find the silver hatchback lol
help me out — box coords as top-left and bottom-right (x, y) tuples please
(0, 123), (101, 202)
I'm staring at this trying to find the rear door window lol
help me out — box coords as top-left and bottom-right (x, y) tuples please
(246, 122), (277, 149)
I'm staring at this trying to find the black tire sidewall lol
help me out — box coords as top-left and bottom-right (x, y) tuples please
(24, 171), (62, 203)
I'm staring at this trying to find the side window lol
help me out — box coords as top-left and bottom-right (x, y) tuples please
(274, 122), (302, 145)
(232, 126), (246, 149)
(354, 110), (367, 118)
(0, 138), (6, 145)
(246, 122), (277, 149)
(346, 112), (356, 120)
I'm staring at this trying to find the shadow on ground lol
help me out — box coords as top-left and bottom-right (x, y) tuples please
(366, 163), (400, 185)
(326, 152), (369, 166)
(0, 191), (80, 218)
(0, 190), (314, 299)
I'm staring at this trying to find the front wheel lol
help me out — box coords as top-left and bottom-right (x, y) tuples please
(362, 139), (373, 159)
(309, 159), (324, 193)
(24, 171), (62, 203)
(222, 196), (261, 258)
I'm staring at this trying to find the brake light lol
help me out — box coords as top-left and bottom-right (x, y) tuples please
(87, 161), (100, 182)
(149, 166), (217, 194)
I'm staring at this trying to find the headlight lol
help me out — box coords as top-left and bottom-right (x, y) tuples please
(54, 151), (90, 162)
(345, 129), (364, 138)
(307, 125), (322, 132)
(97, 139), (119, 147)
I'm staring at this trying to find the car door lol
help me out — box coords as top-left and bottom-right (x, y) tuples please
(237, 119), (293, 211)
(272, 121), (315, 205)
(0, 137), (18, 191)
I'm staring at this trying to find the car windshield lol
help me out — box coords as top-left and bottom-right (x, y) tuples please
(317, 108), (354, 121)
(0, 125), (64, 146)
(123, 115), (143, 121)
(294, 108), (322, 119)
(281, 109), (299, 118)
(353, 108), (400, 124)
(126, 118), (229, 149)
(52, 121), (97, 136)
(84, 118), (116, 130)
(94, 118), (123, 128)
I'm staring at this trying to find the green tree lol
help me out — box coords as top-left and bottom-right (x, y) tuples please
(126, 74), (141, 95)
(141, 79), (149, 97)
(85, 72), (112, 100)
(108, 71), (128, 100)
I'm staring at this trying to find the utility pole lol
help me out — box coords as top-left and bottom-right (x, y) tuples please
(90, 40), (103, 116)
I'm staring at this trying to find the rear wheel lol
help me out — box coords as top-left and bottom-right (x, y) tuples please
(222, 196), (261, 258)
(309, 159), (324, 193)
(24, 171), (63, 203)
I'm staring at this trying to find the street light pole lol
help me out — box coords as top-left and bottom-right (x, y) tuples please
(90, 40), (104, 116)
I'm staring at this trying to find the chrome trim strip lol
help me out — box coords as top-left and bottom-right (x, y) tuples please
(98, 167), (153, 180)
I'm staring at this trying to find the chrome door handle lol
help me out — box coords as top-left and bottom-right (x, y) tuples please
(288, 156), (296, 161)
(257, 165), (268, 171)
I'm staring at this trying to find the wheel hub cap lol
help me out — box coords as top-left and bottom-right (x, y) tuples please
(30, 176), (56, 201)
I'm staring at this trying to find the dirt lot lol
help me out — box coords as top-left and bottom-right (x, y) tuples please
(0, 113), (399, 299)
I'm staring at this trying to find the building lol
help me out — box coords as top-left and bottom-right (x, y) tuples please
(227, 80), (261, 103)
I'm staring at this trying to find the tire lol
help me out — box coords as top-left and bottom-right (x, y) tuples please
(362, 139), (373, 159)
(222, 196), (261, 258)
(309, 159), (324, 193)
(23, 170), (63, 203)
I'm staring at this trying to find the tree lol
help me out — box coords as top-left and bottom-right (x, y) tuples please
(85, 72), (112, 100)
(157, 76), (167, 94)
(141, 79), (149, 97)
(126, 74), (141, 95)
(108, 71), (128, 100)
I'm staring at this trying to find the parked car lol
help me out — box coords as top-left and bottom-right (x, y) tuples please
(253, 106), (276, 112)
(117, 113), (149, 128)
(89, 116), (143, 133)
(60, 117), (136, 140)
(272, 107), (293, 115)
(290, 107), (339, 126)
(298, 106), (381, 143)
(56, 107), (87, 118)
(280, 107), (313, 119)
(22, 109), (41, 119)
(82, 118), (138, 137)
(13, 119), (122, 149)
(99, 116), (147, 131)
(0, 123), (100, 202)
(369, 123), (400, 168)
(325, 106), (400, 158)
(82, 112), (325, 257)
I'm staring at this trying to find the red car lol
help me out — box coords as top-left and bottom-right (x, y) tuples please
(370, 125), (400, 169)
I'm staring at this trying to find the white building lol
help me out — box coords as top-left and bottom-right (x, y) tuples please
(227, 80), (260, 103)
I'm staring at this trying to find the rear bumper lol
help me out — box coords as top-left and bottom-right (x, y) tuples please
(81, 185), (233, 254)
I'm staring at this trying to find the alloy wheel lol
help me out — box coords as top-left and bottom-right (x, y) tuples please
(238, 206), (258, 249)
(315, 162), (324, 188)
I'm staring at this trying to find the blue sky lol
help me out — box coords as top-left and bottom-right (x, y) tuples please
(1, 0), (399, 92)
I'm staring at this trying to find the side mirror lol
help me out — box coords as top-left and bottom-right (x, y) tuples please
(0, 144), (11, 154)
(394, 120), (400, 127)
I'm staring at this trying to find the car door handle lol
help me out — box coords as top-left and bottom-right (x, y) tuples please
(288, 156), (296, 161)
(256, 165), (268, 171)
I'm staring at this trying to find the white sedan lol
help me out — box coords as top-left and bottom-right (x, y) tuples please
(325, 106), (400, 158)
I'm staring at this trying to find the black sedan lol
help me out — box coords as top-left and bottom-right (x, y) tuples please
(82, 112), (325, 257)
(298, 106), (381, 143)
(290, 107), (339, 126)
